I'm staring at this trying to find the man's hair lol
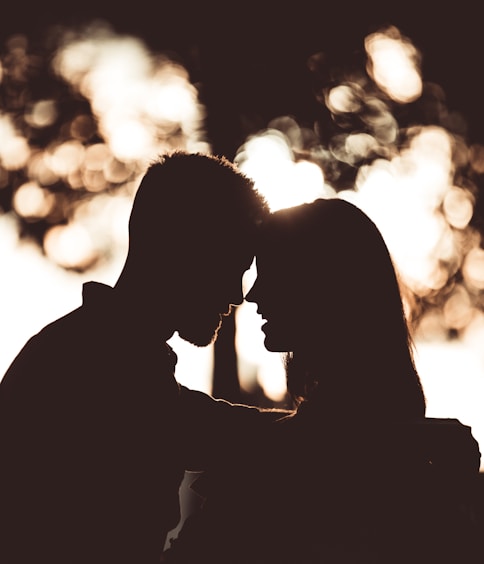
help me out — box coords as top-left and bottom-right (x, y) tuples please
(128, 151), (269, 255)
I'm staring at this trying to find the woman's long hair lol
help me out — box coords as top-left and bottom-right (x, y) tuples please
(262, 198), (426, 421)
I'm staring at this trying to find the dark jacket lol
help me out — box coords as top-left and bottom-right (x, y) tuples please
(0, 282), (280, 564)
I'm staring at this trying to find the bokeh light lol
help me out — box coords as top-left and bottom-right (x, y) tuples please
(365, 25), (423, 103)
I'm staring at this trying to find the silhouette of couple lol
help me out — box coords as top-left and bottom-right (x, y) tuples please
(0, 151), (480, 564)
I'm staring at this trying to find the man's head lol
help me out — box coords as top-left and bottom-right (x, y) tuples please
(118, 150), (269, 346)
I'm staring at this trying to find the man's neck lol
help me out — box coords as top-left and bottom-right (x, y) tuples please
(111, 286), (175, 344)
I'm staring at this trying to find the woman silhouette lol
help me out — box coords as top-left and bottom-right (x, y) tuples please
(247, 197), (426, 421)
(163, 198), (479, 564)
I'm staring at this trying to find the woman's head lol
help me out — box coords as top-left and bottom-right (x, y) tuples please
(247, 198), (405, 350)
(246, 198), (426, 418)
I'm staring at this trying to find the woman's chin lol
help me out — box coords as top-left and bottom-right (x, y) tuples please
(262, 328), (288, 353)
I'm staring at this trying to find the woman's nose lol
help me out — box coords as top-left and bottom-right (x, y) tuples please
(244, 282), (258, 304)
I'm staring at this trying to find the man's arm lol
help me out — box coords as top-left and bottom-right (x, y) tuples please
(178, 385), (292, 471)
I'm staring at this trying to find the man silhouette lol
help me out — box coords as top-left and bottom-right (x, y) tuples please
(0, 151), (274, 564)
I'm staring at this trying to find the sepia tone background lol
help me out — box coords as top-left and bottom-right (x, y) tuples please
(1, 1), (484, 532)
